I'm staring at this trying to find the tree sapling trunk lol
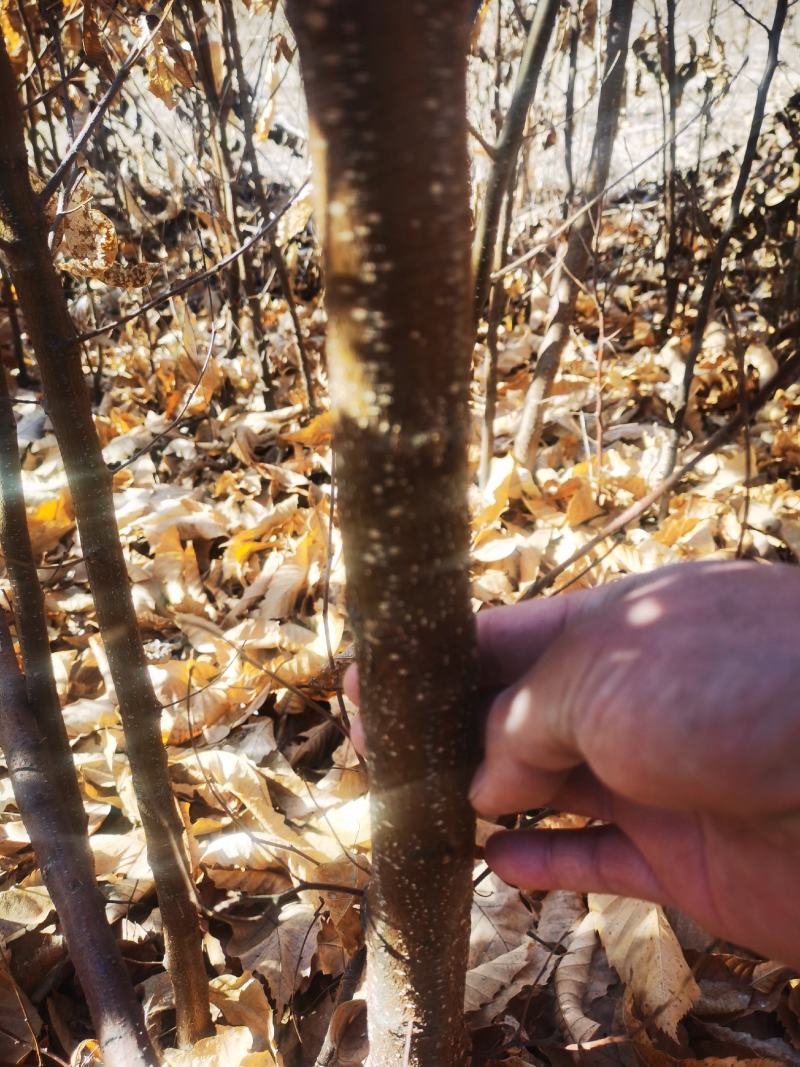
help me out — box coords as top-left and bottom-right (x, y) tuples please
(287, 4), (479, 1064)
(514, 0), (633, 471)
(0, 35), (212, 1048)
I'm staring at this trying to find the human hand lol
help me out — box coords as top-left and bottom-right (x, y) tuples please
(346, 561), (800, 967)
(471, 560), (800, 967)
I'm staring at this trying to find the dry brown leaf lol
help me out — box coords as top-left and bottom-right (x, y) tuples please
(82, 3), (115, 79)
(231, 901), (323, 1017)
(0, 949), (41, 1064)
(465, 940), (537, 1014)
(314, 860), (369, 955)
(209, 973), (274, 1052)
(163, 1026), (273, 1066)
(555, 910), (602, 1045)
(276, 188), (315, 247)
(37, 170), (157, 288)
(0, 886), (54, 943)
(469, 871), (533, 970)
(144, 29), (195, 109)
(469, 889), (585, 1024)
(590, 895), (699, 1040)
(325, 998), (368, 1066)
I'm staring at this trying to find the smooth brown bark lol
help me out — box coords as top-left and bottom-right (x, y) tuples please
(287, 4), (478, 1064)
(0, 36), (212, 1048)
(0, 364), (157, 1065)
(0, 609), (158, 1066)
(514, 0), (633, 471)
(0, 368), (80, 822)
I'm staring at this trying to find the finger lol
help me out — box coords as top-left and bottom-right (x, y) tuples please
(480, 667), (585, 785)
(476, 586), (607, 688)
(470, 755), (568, 816)
(471, 760), (618, 821)
(485, 825), (671, 905)
(350, 714), (365, 755)
(343, 663), (359, 704)
(549, 765), (616, 822)
(348, 588), (605, 702)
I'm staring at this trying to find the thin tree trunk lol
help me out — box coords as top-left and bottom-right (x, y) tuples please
(479, 181), (514, 489)
(176, 0), (244, 328)
(472, 0), (560, 325)
(0, 367), (84, 838)
(1, 269), (33, 385)
(514, 0), (633, 471)
(0, 37), (212, 1048)
(218, 0), (316, 410)
(658, 0), (788, 483)
(0, 373), (158, 1067)
(662, 0), (680, 331)
(287, 4), (478, 1065)
(215, 0), (277, 404)
(564, 1), (581, 214)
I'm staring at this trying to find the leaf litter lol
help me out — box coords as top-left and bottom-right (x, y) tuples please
(1, 3), (800, 1065)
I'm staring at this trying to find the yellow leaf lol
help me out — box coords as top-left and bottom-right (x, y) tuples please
(0, 5), (25, 62)
(146, 40), (180, 109)
(27, 490), (75, 555)
(564, 479), (604, 527)
(282, 410), (333, 447)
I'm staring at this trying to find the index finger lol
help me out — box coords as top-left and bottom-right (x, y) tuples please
(343, 585), (605, 703)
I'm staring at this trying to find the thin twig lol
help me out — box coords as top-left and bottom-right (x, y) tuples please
(41, 7), (174, 202)
(729, 0), (770, 35)
(77, 182), (308, 343)
(113, 233), (217, 471)
(493, 59), (746, 283)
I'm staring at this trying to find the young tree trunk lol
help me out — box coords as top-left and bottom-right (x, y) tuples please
(0, 634), (158, 1064)
(0, 368), (158, 1067)
(661, 0), (680, 331)
(1, 269), (33, 385)
(658, 0), (788, 483)
(0, 37), (212, 1048)
(218, 0), (316, 411)
(564, 2), (582, 213)
(514, 0), (633, 471)
(472, 0), (559, 325)
(286, 5), (478, 1065)
(479, 183), (515, 489)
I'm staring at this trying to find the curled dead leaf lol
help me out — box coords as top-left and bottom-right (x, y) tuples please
(555, 910), (602, 1045)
